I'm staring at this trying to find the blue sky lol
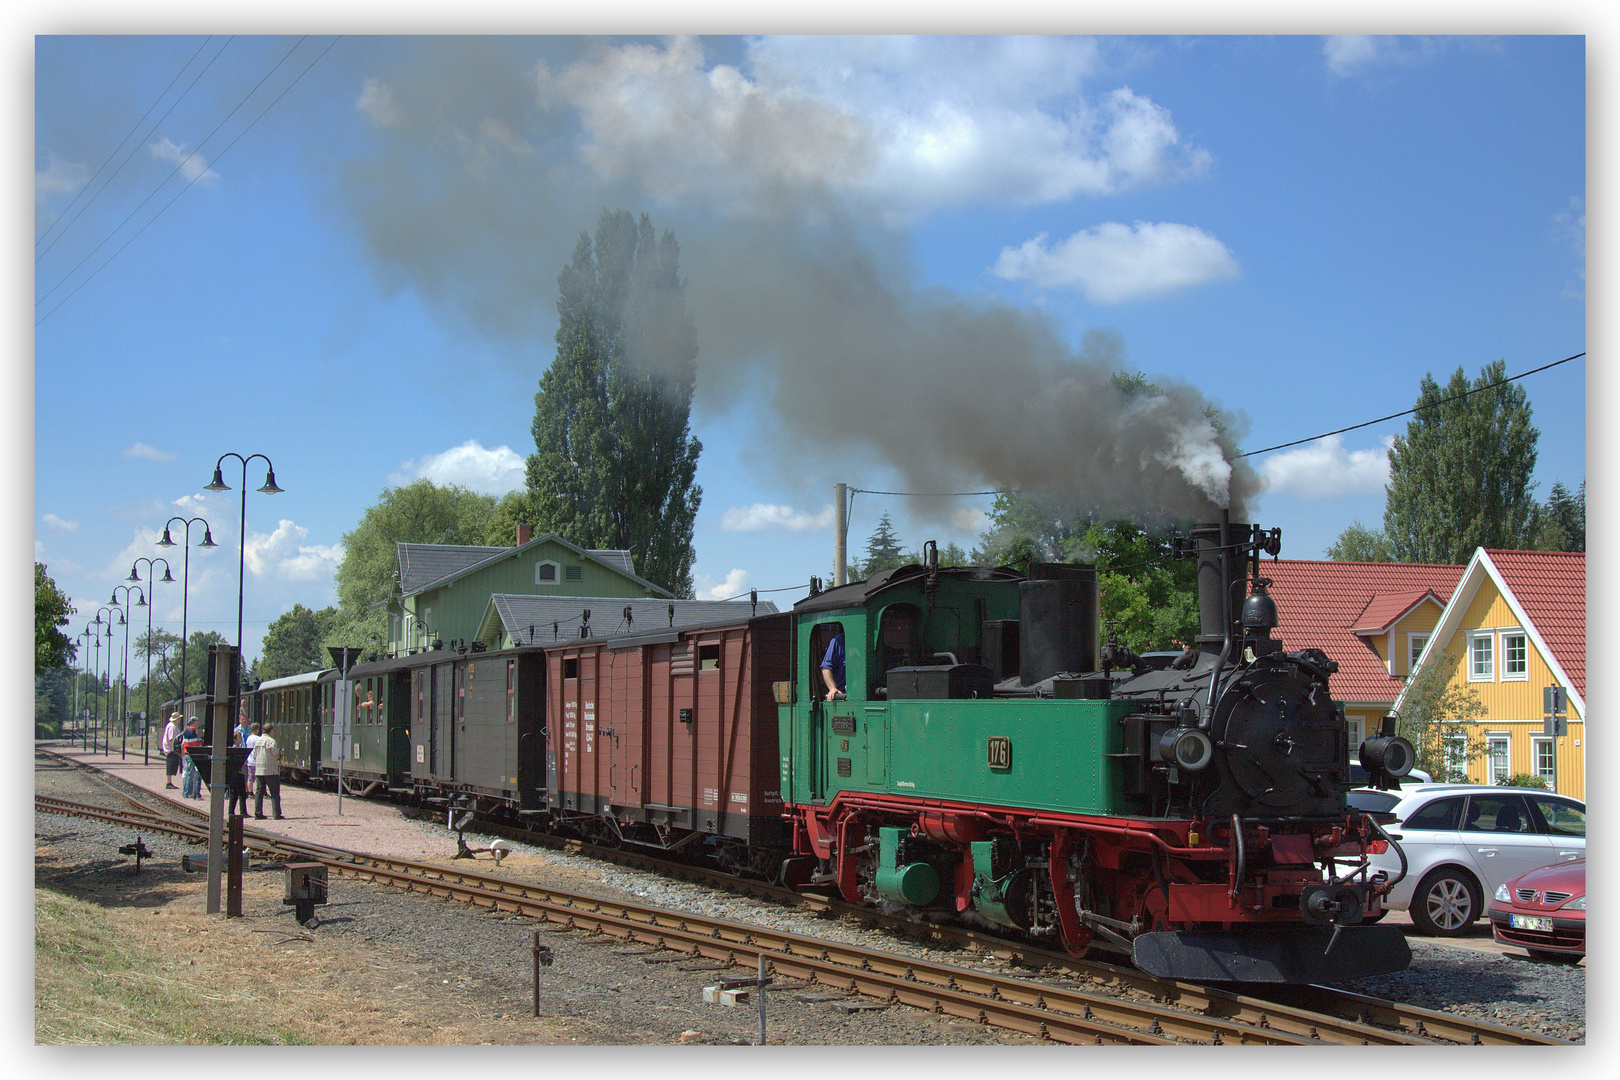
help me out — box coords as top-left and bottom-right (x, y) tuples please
(29, 32), (1588, 671)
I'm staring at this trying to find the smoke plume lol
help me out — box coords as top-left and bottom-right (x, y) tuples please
(336, 37), (1260, 523)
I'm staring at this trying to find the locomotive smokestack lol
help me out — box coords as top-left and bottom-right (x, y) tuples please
(1191, 518), (1251, 652)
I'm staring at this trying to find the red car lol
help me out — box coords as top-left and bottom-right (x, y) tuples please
(1488, 858), (1586, 962)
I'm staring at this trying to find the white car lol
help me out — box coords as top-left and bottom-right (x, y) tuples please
(1350, 784), (1586, 936)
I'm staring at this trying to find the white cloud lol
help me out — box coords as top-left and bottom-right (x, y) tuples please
(1322, 36), (1438, 78)
(696, 568), (752, 601)
(244, 519), (343, 582)
(389, 440), (526, 495)
(123, 442), (177, 463)
(357, 78), (402, 127)
(993, 221), (1239, 303)
(718, 503), (834, 532)
(1260, 435), (1392, 498)
(36, 152), (89, 198)
(42, 513), (78, 532)
(537, 36), (1208, 219)
(148, 136), (219, 185)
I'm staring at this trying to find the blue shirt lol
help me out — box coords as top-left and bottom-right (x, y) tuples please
(821, 634), (846, 692)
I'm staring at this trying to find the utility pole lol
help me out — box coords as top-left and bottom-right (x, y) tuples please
(834, 483), (848, 587)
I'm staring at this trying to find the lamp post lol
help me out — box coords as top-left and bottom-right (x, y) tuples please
(110, 584), (146, 760)
(157, 516), (216, 725)
(204, 453), (282, 917)
(92, 607), (122, 755)
(127, 557), (174, 766)
(73, 628), (93, 749)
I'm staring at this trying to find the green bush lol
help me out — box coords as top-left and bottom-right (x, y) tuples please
(1499, 772), (1548, 789)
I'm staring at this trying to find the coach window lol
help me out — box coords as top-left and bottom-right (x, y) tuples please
(698, 643), (721, 672)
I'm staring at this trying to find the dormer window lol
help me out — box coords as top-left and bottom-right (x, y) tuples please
(536, 561), (559, 584)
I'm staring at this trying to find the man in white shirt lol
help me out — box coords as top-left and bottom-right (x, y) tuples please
(251, 723), (283, 820)
(160, 712), (182, 789)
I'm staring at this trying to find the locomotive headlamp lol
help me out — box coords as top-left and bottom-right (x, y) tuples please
(1159, 727), (1214, 772)
(1359, 735), (1416, 779)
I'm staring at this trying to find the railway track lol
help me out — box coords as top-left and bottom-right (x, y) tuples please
(36, 766), (1569, 1047)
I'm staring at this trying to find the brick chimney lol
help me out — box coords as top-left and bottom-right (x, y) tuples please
(516, 521), (532, 547)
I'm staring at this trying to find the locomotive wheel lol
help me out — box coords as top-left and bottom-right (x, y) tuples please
(1409, 867), (1481, 936)
(1359, 909), (1388, 924)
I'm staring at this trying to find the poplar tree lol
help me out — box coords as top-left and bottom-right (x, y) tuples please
(1382, 360), (1540, 564)
(526, 209), (702, 598)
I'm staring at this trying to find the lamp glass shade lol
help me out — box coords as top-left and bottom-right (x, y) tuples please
(205, 467), (230, 492)
(199, 529), (218, 548)
(258, 468), (283, 494)
(157, 528), (175, 547)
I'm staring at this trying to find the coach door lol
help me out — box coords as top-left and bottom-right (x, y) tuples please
(432, 661), (456, 782)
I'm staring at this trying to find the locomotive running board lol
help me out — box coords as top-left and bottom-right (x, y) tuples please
(1132, 926), (1412, 984)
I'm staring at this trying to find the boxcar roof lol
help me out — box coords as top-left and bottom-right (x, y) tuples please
(487, 594), (777, 648)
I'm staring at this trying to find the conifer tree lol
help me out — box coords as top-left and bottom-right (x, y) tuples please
(527, 209), (702, 597)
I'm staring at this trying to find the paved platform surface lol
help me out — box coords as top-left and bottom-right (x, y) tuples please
(39, 740), (463, 864)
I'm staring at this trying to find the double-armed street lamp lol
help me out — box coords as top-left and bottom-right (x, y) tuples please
(109, 584), (145, 760)
(91, 608), (120, 754)
(204, 454), (282, 668)
(127, 557), (174, 766)
(203, 453), (282, 916)
(157, 516), (216, 725)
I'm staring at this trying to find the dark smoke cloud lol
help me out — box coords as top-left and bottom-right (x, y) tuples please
(335, 37), (1261, 523)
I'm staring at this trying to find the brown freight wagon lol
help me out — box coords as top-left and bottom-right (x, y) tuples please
(545, 614), (791, 864)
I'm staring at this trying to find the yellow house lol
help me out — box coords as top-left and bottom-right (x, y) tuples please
(1394, 549), (1586, 799)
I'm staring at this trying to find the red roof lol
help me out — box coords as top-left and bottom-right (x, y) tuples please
(1261, 559), (1465, 704)
(1483, 550), (1586, 701)
(1351, 589), (1445, 634)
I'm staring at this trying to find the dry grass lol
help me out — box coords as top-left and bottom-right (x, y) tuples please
(34, 851), (589, 1045)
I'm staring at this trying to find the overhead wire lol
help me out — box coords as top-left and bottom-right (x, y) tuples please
(36, 35), (342, 327)
(35, 35), (225, 260)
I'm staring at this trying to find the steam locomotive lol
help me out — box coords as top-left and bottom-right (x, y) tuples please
(207, 516), (1414, 984)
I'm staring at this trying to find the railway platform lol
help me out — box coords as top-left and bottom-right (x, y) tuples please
(37, 740), (462, 865)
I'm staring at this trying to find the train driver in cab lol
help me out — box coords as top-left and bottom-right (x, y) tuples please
(820, 632), (846, 701)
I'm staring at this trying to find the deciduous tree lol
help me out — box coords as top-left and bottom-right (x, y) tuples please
(1383, 361), (1541, 564)
(1326, 521), (1394, 562)
(331, 479), (498, 647)
(257, 604), (339, 680)
(526, 209), (702, 598)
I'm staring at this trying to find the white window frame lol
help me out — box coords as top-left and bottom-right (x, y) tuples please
(1468, 630), (1495, 682)
(1443, 731), (1469, 783)
(1407, 632), (1430, 676)
(1486, 732), (1511, 784)
(1533, 736), (1556, 783)
(1500, 630), (1529, 681)
(1346, 715), (1365, 755)
(535, 560), (560, 585)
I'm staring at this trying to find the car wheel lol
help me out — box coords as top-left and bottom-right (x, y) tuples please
(1527, 948), (1583, 964)
(1408, 868), (1481, 936)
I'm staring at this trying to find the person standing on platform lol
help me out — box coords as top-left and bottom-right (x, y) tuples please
(243, 722), (261, 802)
(160, 712), (183, 789)
(252, 723), (283, 820)
(180, 719), (203, 799)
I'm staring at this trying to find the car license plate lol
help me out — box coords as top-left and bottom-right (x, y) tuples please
(1511, 914), (1554, 931)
